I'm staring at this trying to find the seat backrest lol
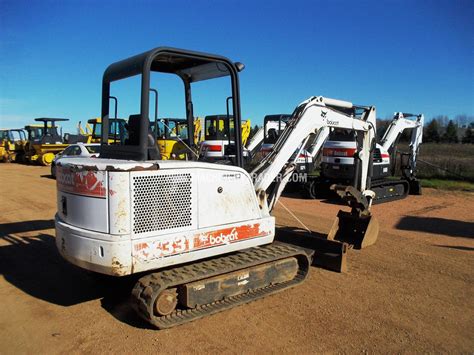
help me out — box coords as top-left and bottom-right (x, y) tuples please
(126, 114), (161, 160)
(125, 114), (141, 145)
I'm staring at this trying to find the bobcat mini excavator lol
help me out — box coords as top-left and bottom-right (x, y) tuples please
(55, 47), (379, 329)
(200, 115), (251, 160)
(309, 112), (424, 202)
(244, 114), (290, 161)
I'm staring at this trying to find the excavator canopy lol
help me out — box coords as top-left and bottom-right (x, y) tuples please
(100, 47), (245, 164)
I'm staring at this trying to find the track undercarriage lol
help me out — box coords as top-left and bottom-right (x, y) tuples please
(304, 176), (420, 204)
(132, 243), (312, 329)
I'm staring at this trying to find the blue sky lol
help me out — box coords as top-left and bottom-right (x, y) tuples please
(1, 0), (473, 132)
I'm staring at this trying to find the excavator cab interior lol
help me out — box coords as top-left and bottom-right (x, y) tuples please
(263, 114), (291, 144)
(204, 115), (234, 141)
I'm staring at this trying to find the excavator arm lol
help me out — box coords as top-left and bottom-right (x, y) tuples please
(380, 112), (424, 186)
(245, 126), (264, 157)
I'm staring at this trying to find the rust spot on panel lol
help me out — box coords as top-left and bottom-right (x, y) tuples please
(111, 257), (127, 276)
(114, 198), (128, 233)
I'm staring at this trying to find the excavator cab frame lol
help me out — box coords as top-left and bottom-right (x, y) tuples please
(263, 114), (291, 145)
(100, 47), (245, 166)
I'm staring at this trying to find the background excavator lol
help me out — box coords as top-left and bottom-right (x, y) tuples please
(86, 117), (127, 144)
(305, 112), (424, 202)
(55, 46), (379, 329)
(244, 114), (317, 176)
(244, 114), (290, 161)
(200, 114), (251, 160)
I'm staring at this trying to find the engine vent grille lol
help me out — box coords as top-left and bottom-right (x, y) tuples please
(132, 173), (192, 234)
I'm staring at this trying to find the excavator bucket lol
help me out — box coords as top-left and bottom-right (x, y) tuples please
(408, 179), (422, 195)
(327, 210), (379, 249)
(328, 184), (380, 249)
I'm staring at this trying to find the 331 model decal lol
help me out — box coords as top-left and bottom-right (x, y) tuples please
(133, 223), (272, 261)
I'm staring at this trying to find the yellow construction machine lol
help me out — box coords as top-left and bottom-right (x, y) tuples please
(156, 118), (202, 160)
(241, 119), (251, 146)
(0, 129), (28, 162)
(87, 117), (127, 144)
(24, 118), (69, 165)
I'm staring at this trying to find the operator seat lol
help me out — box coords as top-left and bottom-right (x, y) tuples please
(126, 114), (161, 160)
(267, 128), (278, 144)
(208, 126), (216, 137)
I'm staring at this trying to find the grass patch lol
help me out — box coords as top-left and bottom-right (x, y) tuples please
(420, 178), (474, 192)
(398, 143), (474, 181)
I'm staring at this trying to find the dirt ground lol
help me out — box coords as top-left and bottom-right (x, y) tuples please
(0, 164), (473, 353)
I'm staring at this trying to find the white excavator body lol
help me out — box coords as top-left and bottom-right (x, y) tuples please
(55, 159), (274, 276)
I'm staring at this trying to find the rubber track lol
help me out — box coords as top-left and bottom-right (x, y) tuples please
(131, 243), (311, 329)
(371, 179), (410, 204)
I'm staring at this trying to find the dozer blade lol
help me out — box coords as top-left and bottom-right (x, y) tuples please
(327, 210), (379, 249)
(275, 228), (348, 273)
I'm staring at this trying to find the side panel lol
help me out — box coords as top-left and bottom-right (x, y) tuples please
(200, 140), (229, 158)
(196, 169), (261, 229)
(56, 217), (131, 276)
(56, 166), (108, 233)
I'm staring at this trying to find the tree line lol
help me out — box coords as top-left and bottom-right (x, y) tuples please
(248, 114), (474, 144)
(377, 114), (474, 144)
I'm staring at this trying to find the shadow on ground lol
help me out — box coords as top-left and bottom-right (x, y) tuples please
(0, 220), (343, 329)
(434, 244), (474, 251)
(396, 216), (474, 239)
(0, 219), (149, 329)
(40, 174), (55, 180)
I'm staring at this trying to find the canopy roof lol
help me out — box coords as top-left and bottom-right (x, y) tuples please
(103, 46), (240, 83)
